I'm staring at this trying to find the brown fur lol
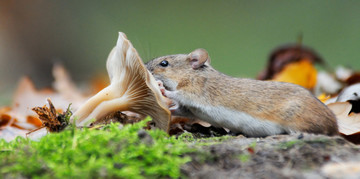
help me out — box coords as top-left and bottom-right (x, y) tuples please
(146, 50), (339, 136)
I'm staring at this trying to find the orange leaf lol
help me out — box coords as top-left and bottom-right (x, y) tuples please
(317, 93), (331, 103)
(26, 116), (42, 127)
(272, 59), (317, 89)
(0, 114), (12, 128)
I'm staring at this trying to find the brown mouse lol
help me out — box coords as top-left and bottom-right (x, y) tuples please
(146, 49), (338, 137)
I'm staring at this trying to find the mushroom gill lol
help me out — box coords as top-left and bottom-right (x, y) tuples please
(71, 32), (170, 132)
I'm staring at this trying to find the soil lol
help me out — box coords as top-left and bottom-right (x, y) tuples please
(181, 133), (360, 179)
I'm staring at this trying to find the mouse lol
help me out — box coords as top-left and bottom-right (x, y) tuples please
(146, 48), (338, 137)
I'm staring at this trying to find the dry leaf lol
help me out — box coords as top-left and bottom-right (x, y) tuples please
(89, 111), (142, 127)
(1, 69), (83, 141)
(335, 66), (354, 81)
(336, 83), (360, 102)
(345, 73), (360, 86)
(0, 127), (29, 142)
(272, 59), (317, 89)
(315, 71), (343, 96)
(52, 64), (87, 110)
(168, 116), (228, 137)
(11, 76), (76, 119)
(258, 44), (323, 81)
(0, 78), (45, 137)
(327, 102), (360, 136)
(317, 93), (331, 103)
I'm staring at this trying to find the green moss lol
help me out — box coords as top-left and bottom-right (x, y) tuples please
(177, 132), (196, 142)
(0, 117), (194, 178)
(238, 154), (251, 163)
(177, 131), (234, 146)
(193, 135), (234, 146)
(249, 141), (257, 148)
(306, 138), (333, 144)
(278, 140), (304, 150)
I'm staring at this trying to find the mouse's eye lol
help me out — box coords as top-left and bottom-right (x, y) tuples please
(159, 60), (169, 67)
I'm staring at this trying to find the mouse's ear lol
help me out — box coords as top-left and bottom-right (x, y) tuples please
(189, 48), (210, 69)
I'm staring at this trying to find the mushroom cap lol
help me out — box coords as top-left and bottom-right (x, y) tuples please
(71, 32), (170, 132)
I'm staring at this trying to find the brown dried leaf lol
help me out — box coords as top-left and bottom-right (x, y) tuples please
(258, 44), (323, 80)
(345, 73), (360, 86)
(1, 64), (89, 141)
(168, 116), (228, 137)
(0, 113), (12, 129)
(182, 123), (229, 137)
(168, 123), (185, 136)
(327, 102), (360, 136)
(89, 111), (142, 127)
(12, 77), (74, 118)
(52, 64), (87, 109)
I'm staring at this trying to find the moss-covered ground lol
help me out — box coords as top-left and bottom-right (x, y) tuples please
(0, 118), (198, 178)
(1, 118), (360, 178)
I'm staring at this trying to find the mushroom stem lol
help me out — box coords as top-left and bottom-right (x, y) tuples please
(72, 86), (113, 125)
(77, 95), (129, 126)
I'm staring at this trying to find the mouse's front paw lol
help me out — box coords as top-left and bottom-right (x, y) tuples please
(157, 80), (164, 88)
(169, 100), (179, 112)
(156, 80), (167, 97)
(156, 80), (177, 99)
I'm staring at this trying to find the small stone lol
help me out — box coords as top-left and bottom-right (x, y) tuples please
(137, 129), (153, 145)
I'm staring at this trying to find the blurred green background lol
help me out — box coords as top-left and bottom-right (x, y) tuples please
(1, 0), (360, 105)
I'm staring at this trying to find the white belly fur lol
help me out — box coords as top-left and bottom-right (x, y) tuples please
(189, 105), (287, 137)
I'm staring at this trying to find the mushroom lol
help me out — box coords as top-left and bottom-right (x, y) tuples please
(71, 32), (171, 132)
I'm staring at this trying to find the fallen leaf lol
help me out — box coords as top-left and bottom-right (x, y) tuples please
(315, 71), (343, 95)
(89, 111), (142, 127)
(0, 127), (28, 142)
(327, 102), (360, 143)
(26, 116), (42, 127)
(52, 64), (88, 110)
(0, 64), (91, 141)
(0, 78), (46, 138)
(345, 73), (360, 86)
(335, 66), (354, 81)
(0, 113), (12, 129)
(272, 59), (317, 89)
(11, 76), (76, 119)
(182, 123), (229, 137)
(258, 44), (323, 82)
(317, 93), (331, 103)
(336, 83), (360, 102)
(168, 116), (229, 137)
